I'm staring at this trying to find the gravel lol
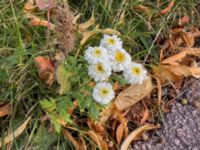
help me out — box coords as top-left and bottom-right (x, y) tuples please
(132, 78), (200, 150)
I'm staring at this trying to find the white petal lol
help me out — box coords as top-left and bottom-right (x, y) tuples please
(92, 82), (115, 105)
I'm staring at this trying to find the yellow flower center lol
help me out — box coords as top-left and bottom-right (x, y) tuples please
(93, 48), (102, 57)
(100, 88), (109, 97)
(96, 63), (105, 73)
(131, 67), (141, 76)
(115, 51), (125, 63)
(106, 38), (116, 45)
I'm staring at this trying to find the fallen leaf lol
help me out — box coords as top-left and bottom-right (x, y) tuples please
(79, 135), (87, 150)
(0, 117), (31, 147)
(160, 0), (175, 15)
(120, 124), (160, 150)
(182, 32), (194, 47)
(113, 81), (120, 91)
(56, 64), (73, 95)
(140, 109), (150, 125)
(116, 124), (124, 144)
(85, 130), (105, 150)
(0, 103), (11, 117)
(134, 5), (151, 14)
(80, 26), (120, 45)
(178, 16), (190, 26)
(25, 13), (55, 30)
(161, 65), (200, 78)
(34, 56), (55, 86)
(78, 11), (95, 31)
(97, 105), (113, 124)
(162, 48), (200, 66)
(63, 129), (80, 150)
(152, 65), (182, 84)
(23, 0), (35, 13)
(92, 123), (105, 134)
(114, 77), (153, 111)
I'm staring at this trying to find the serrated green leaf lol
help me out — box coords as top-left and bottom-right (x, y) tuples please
(50, 114), (61, 133)
(88, 102), (99, 120)
(81, 97), (92, 109)
(57, 97), (73, 124)
(40, 99), (56, 112)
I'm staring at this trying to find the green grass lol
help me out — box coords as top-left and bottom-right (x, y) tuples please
(0, 0), (200, 149)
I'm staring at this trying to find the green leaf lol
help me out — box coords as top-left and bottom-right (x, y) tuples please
(111, 74), (128, 85)
(56, 64), (73, 95)
(35, 126), (58, 150)
(88, 102), (99, 120)
(57, 97), (73, 124)
(40, 99), (56, 112)
(67, 56), (77, 66)
(50, 114), (61, 133)
(81, 97), (92, 109)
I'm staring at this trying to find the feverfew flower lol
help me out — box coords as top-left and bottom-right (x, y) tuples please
(123, 62), (148, 84)
(110, 48), (131, 72)
(84, 46), (108, 64)
(92, 82), (115, 105)
(100, 34), (122, 52)
(88, 61), (112, 82)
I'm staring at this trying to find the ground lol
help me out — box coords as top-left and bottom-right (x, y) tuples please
(133, 78), (200, 150)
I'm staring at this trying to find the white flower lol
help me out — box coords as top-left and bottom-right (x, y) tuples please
(100, 34), (122, 52)
(123, 62), (148, 84)
(88, 61), (112, 82)
(109, 48), (131, 72)
(92, 82), (115, 105)
(84, 46), (109, 64)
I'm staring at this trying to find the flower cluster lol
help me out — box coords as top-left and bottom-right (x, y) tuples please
(84, 35), (148, 105)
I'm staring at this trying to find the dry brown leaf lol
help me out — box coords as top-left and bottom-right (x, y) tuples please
(152, 65), (182, 84)
(63, 129), (80, 150)
(34, 56), (55, 86)
(113, 81), (120, 91)
(0, 117), (31, 147)
(160, 0), (175, 15)
(80, 26), (120, 45)
(140, 109), (150, 125)
(116, 124), (124, 144)
(161, 65), (200, 78)
(178, 16), (190, 26)
(0, 103), (11, 117)
(98, 105), (112, 124)
(114, 77), (153, 111)
(78, 12), (95, 31)
(134, 5), (151, 14)
(85, 131), (105, 150)
(162, 48), (200, 66)
(182, 32), (194, 47)
(23, 0), (35, 13)
(26, 14), (55, 30)
(120, 124), (160, 150)
(79, 135), (87, 150)
(92, 123), (105, 134)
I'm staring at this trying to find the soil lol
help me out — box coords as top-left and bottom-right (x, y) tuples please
(132, 78), (200, 150)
